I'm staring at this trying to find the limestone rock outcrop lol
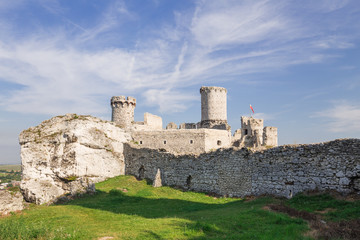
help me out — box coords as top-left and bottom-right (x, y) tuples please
(0, 190), (24, 215)
(19, 114), (131, 204)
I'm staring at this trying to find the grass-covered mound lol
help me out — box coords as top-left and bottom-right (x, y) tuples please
(0, 175), (358, 240)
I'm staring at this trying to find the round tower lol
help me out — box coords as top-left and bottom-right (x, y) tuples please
(110, 96), (136, 128)
(200, 86), (229, 130)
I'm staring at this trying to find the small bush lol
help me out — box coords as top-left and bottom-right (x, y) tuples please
(64, 176), (78, 182)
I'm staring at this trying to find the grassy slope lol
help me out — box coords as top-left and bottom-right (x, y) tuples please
(0, 175), (358, 240)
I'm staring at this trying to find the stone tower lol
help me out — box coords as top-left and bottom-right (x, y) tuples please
(111, 96), (136, 128)
(241, 116), (264, 147)
(200, 86), (230, 130)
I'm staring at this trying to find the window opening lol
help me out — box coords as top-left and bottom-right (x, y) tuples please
(138, 166), (145, 180)
(217, 140), (221, 146)
(186, 175), (192, 188)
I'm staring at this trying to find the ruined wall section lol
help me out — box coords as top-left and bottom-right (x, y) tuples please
(124, 145), (252, 196)
(144, 113), (162, 130)
(204, 129), (232, 151)
(251, 139), (360, 197)
(132, 113), (163, 131)
(263, 126), (278, 147)
(131, 129), (231, 154)
(125, 139), (360, 198)
(131, 130), (206, 154)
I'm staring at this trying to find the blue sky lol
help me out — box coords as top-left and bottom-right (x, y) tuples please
(1, 0), (360, 164)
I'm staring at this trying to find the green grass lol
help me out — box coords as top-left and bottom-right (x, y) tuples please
(1, 175), (358, 240)
(0, 164), (21, 172)
(286, 193), (360, 221)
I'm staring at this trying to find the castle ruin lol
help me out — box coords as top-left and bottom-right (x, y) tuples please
(110, 86), (278, 154)
(18, 86), (359, 204)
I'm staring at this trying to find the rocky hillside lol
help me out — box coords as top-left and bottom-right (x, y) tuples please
(19, 114), (131, 204)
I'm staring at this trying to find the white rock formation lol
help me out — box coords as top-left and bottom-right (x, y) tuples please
(19, 114), (131, 204)
(0, 190), (24, 215)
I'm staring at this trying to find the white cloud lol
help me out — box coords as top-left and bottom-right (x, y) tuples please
(0, 0), (359, 116)
(143, 88), (197, 113)
(191, 0), (288, 48)
(307, 0), (350, 13)
(313, 101), (360, 132)
(312, 36), (354, 49)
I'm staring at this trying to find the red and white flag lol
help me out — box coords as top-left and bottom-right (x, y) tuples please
(250, 104), (254, 114)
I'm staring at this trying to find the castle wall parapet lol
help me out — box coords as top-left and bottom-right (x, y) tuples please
(131, 129), (231, 154)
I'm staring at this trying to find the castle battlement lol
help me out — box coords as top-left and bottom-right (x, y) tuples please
(111, 96), (136, 128)
(111, 96), (136, 107)
(200, 86), (227, 93)
(110, 86), (278, 153)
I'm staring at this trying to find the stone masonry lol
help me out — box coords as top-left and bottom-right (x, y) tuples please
(124, 139), (360, 198)
(200, 86), (230, 130)
(111, 96), (136, 128)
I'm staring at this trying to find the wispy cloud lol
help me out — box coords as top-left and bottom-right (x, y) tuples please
(312, 36), (355, 49)
(0, 0), (359, 116)
(313, 101), (360, 132)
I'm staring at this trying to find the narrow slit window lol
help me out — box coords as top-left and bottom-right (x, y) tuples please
(190, 140), (194, 144)
(139, 141), (143, 144)
(164, 140), (167, 144)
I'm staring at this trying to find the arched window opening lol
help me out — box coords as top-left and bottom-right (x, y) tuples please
(186, 175), (192, 188)
(217, 140), (222, 146)
(138, 166), (145, 180)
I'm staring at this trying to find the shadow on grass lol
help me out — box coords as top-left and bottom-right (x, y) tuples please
(61, 189), (309, 240)
(65, 188), (241, 218)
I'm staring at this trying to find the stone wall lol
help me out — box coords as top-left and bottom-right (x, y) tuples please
(132, 113), (163, 131)
(144, 113), (163, 130)
(131, 129), (231, 154)
(233, 117), (278, 148)
(124, 139), (360, 198)
(263, 126), (278, 147)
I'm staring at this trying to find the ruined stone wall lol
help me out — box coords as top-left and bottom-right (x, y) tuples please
(234, 117), (278, 148)
(144, 113), (162, 130)
(263, 126), (278, 146)
(125, 139), (360, 198)
(204, 129), (232, 151)
(251, 139), (360, 197)
(131, 129), (231, 154)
